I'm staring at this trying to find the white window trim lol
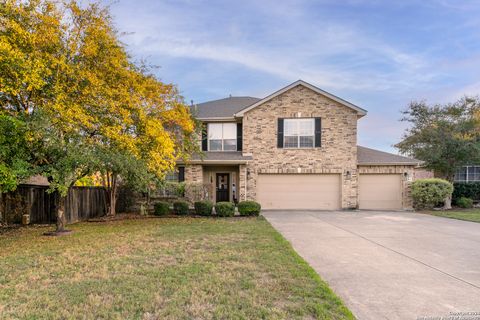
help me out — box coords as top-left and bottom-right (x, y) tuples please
(208, 123), (237, 151)
(455, 165), (480, 182)
(283, 118), (315, 149)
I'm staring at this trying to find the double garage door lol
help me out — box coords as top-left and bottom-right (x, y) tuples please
(256, 173), (403, 210)
(257, 174), (341, 210)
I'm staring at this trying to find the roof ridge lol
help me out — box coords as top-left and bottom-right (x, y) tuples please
(357, 145), (412, 159)
(235, 80), (367, 117)
(357, 145), (421, 165)
(196, 96), (260, 105)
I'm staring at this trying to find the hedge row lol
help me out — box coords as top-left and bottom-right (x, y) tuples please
(152, 200), (262, 217)
(452, 182), (480, 203)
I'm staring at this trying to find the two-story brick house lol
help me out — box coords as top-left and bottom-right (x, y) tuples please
(178, 80), (420, 210)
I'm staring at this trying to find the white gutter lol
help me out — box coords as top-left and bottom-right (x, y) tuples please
(357, 162), (422, 166)
(197, 117), (237, 122)
(178, 160), (251, 165)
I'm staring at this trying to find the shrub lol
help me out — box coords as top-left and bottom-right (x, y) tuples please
(194, 200), (213, 216)
(238, 201), (261, 216)
(411, 178), (454, 210)
(173, 201), (190, 215)
(153, 201), (170, 216)
(456, 197), (473, 209)
(215, 202), (235, 217)
(453, 182), (480, 203)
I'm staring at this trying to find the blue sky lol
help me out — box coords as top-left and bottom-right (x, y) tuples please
(106, 0), (480, 153)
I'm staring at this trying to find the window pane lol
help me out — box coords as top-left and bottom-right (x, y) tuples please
(298, 119), (314, 135)
(209, 139), (222, 151)
(208, 123), (222, 139)
(468, 166), (475, 175)
(165, 170), (178, 182)
(455, 166), (467, 182)
(223, 123), (237, 139)
(223, 139), (237, 151)
(284, 119), (297, 136)
(284, 136), (298, 148)
(474, 166), (480, 181)
(299, 136), (314, 147)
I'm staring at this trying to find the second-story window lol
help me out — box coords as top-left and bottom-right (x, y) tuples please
(284, 119), (315, 148)
(208, 123), (237, 151)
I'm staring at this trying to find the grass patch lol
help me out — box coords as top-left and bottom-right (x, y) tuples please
(0, 217), (353, 319)
(424, 208), (480, 223)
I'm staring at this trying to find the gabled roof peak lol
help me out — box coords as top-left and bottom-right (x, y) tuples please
(234, 80), (367, 117)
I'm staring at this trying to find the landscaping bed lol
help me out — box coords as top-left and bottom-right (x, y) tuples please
(0, 217), (353, 319)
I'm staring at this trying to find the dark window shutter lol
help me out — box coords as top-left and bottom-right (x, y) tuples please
(201, 123), (208, 151)
(178, 167), (185, 182)
(277, 118), (284, 148)
(237, 122), (243, 151)
(314, 117), (322, 148)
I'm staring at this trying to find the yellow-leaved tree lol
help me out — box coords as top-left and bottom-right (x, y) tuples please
(0, 0), (198, 232)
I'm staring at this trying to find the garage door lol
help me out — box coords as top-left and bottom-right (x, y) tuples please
(359, 174), (402, 210)
(256, 174), (341, 210)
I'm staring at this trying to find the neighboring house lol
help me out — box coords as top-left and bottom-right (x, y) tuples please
(414, 167), (434, 180)
(454, 166), (480, 183)
(22, 175), (49, 186)
(177, 80), (421, 210)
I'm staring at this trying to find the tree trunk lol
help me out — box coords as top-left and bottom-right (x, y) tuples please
(443, 175), (454, 210)
(443, 194), (452, 210)
(106, 172), (117, 216)
(56, 195), (67, 232)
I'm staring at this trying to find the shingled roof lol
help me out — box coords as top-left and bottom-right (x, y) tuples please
(191, 96), (260, 119)
(357, 146), (421, 165)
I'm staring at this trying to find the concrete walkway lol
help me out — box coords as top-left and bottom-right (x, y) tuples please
(263, 211), (480, 320)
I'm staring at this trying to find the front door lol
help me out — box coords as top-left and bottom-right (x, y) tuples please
(216, 173), (230, 202)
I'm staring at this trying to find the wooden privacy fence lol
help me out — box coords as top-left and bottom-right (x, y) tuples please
(0, 185), (107, 224)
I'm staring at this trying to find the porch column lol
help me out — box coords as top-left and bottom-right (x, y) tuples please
(239, 164), (247, 201)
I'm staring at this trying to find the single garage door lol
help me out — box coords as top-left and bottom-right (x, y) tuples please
(256, 174), (341, 210)
(359, 174), (402, 210)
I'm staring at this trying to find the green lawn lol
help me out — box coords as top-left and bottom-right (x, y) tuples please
(0, 217), (353, 319)
(425, 208), (480, 223)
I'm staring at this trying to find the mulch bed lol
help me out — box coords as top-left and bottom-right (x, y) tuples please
(87, 213), (157, 222)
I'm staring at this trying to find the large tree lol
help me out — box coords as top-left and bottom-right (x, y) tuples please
(0, 0), (196, 231)
(0, 114), (31, 193)
(396, 97), (480, 208)
(0, 114), (32, 223)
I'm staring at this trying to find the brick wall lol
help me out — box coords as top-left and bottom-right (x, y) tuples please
(242, 84), (359, 208)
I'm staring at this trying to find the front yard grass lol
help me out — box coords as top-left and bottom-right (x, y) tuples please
(0, 217), (353, 319)
(424, 208), (480, 223)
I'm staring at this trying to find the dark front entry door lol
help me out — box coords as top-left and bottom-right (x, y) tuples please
(216, 173), (229, 202)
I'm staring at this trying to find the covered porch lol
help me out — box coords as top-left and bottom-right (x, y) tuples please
(203, 165), (240, 203)
(181, 151), (252, 203)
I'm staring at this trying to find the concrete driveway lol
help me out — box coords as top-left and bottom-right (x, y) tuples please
(263, 211), (480, 320)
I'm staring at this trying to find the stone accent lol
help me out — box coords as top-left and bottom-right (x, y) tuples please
(239, 164), (247, 201)
(357, 165), (415, 209)
(184, 164), (203, 202)
(185, 165), (203, 183)
(242, 85), (358, 208)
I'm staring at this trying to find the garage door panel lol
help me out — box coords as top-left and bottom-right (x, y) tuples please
(359, 174), (402, 210)
(257, 174), (341, 210)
